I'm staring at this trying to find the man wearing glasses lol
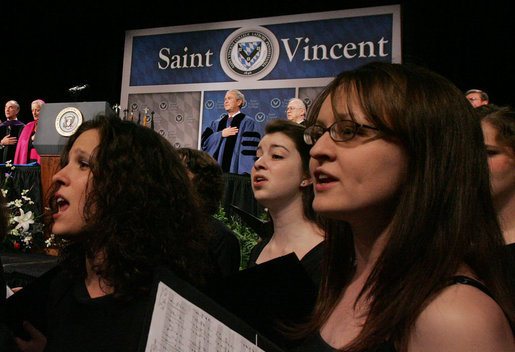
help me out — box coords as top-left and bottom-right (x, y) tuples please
(286, 98), (307, 125)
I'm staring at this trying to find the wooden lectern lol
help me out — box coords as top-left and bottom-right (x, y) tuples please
(34, 102), (115, 210)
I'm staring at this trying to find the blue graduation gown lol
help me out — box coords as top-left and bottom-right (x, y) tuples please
(201, 113), (260, 175)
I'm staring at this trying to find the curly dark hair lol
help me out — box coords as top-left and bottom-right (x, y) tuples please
(48, 115), (214, 299)
(177, 148), (224, 215)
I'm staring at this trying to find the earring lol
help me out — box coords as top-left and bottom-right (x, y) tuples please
(301, 180), (306, 186)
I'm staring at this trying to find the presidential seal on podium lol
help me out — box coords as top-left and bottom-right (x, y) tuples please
(55, 107), (83, 137)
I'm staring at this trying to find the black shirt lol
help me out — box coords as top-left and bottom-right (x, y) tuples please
(45, 270), (151, 352)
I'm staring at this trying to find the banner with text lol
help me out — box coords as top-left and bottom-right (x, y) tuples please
(121, 5), (401, 148)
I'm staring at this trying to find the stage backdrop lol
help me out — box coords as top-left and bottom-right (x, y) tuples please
(120, 5), (401, 148)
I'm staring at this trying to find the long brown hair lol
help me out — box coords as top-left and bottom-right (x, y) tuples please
(304, 62), (513, 350)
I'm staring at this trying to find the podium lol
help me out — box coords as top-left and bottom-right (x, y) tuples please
(33, 102), (115, 210)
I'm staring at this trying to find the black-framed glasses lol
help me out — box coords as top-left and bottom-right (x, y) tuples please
(303, 120), (380, 145)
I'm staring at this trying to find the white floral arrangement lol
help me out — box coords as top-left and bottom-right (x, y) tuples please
(2, 161), (45, 252)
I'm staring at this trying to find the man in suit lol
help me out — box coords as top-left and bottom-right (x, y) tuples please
(201, 90), (260, 174)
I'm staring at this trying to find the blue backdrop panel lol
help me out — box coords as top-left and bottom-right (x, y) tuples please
(130, 29), (234, 86)
(264, 14), (393, 80)
(128, 12), (395, 86)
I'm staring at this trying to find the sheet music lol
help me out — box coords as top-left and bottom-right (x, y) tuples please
(145, 281), (266, 352)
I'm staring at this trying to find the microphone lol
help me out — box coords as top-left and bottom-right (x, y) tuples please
(68, 84), (90, 92)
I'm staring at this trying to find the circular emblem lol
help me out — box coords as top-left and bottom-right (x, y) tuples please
(175, 114), (184, 123)
(55, 107), (83, 137)
(220, 27), (279, 81)
(255, 112), (266, 123)
(159, 102), (168, 110)
(204, 100), (215, 110)
(270, 98), (281, 109)
(131, 103), (139, 111)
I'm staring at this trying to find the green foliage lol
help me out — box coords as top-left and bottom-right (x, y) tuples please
(214, 207), (260, 270)
(259, 209), (270, 221)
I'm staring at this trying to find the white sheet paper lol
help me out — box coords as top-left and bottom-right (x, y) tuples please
(145, 281), (266, 352)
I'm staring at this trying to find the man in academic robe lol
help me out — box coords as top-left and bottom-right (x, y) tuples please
(1, 100), (25, 164)
(201, 90), (260, 175)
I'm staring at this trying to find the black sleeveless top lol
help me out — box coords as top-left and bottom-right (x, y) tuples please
(294, 276), (493, 352)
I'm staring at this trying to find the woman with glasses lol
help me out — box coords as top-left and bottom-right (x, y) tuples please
(296, 62), (514, 351)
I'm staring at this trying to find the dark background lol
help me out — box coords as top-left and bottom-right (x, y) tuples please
(1, 0), (512, 123)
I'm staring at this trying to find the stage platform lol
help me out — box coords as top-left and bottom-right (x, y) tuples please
(1, 251), (59, 288)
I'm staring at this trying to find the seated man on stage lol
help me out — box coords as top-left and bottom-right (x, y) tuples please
(201, 90), (260, 175)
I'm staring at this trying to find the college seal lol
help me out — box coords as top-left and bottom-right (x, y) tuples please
(220, 26), (279, 81)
